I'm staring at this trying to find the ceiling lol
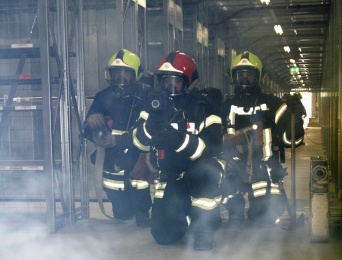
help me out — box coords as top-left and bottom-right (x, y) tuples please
(187, 0), (331, 92)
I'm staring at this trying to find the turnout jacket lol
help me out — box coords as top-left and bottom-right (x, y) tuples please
(131, 87), (224, 181)
(222, 92), (304, 184)
(84, 82), (152, 189)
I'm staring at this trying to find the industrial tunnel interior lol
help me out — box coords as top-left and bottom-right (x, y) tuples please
(0, 0), (341, 259)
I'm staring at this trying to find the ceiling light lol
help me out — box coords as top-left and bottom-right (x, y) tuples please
(284, 46), (290, 53)
(260, 0), (270, 5)
(290, 59), (296, 63)
(274, 25), (283, 35)
(298, 47), (302, 52)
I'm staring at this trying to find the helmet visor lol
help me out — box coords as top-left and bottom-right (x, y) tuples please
(160, 75), (185, 96)
(108, 67), (134, 86)
(235, 70), (257, 86)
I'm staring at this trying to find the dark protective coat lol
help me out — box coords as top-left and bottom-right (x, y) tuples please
(222, 92), (305, 224)
(132, 87), (224, 245)
(84, 81), (152, 222)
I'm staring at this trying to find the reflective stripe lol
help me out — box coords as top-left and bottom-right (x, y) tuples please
(252, 181), (267, 190)
(227, 127), (235, 135)
(283, 132), (304, 146)
(175, 134), (190, 152)
(154, 182), (167, 199)
(132, 128), (150, 151)
(130, 179), (149, 190)
(139, 111), (149, 121)
(198, 115), (222, 133)
(191, 195), (222, 210)
(275, 103), (287, 124)
(216, 158), (226, 171)
(228, 104), (268, 135)
(154, 190), (164, 199)
(103, 170), (124, 176)
(111, 129), (127, 135)
(270, 188), (281, 195)
(254, 189), (267, 197)
(189, 138), (206, 160)
(103, 178), (125, 190)
(262, 128), (273, 161)
(143, 122), (152, 140)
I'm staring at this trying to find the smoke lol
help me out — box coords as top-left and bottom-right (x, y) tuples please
(0, 221), (109, 260)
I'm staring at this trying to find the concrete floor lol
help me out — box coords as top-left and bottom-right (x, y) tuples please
(1, 126), (342, 260)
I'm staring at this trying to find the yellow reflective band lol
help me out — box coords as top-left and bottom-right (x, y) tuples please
(282, 132), (304, 146)
(191, 195), (222, 210)
(111, 129), (127, 135)
(132, 128), (150, 151)
(130, 179), (149, 190)
(216, 158), (226, 171)
(175, 134), (190, 152)
(262, 128), (273, 159)
(103, 170), (125, 176)
(189, 138), (206, 160)
(275, 103), (287, 124)
(154, 190), (164, 199)
(270, 188), (281, 195)
(139, 111), (149, 121)
(103, 178), (125, 190)
(154, 182), (167, 190)
(227, 127), (236, 135)
(253, 189), (267, 197)
(252, 181), (268, 190)
(143, 122), (152, 140)
(198, 115), (222, 133)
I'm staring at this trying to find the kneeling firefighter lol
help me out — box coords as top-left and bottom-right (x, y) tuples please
(83, 49), (153, 227)
(132, 51), (225, 250)
(221, 51), (305, 226)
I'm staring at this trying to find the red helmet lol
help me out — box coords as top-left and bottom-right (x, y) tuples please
(156, 51), (199, 96)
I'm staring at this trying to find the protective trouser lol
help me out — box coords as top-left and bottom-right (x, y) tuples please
(103, 170), (151, 221)
(248, 180), (286, 225)
(151, 158), (222, 245)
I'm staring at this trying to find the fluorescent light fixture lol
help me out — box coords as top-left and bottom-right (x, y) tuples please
(290, 59), (296, 63)
(260, 0), (270, 5)
(284, 46), (290, 53)
(298, 47), (302, 52)
(274, 25), (283, 35)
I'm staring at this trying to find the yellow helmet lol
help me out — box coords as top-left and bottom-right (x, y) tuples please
(105, 49), (143, 86)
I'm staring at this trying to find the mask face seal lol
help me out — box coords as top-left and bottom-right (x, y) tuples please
(235, 70), (257, 86)
(107, 67), (134, 86)
(160, 75), (185, 96)
(233, 69), (261, 98)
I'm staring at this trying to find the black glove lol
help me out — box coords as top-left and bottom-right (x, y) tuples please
(145, 112), (167, 136)
(151, 124), (184, 150)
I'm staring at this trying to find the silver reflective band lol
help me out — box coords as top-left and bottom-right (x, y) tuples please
(175, 134), (190, 152)
(130, 179), (149, 190)
(103, 170), (124, 176)
(103, 178), (125, 190)
(191, 196), (222, 210)
(198, 115), (222, 133)
(189, 138), (206, 160)
(132, 128), (150, 151)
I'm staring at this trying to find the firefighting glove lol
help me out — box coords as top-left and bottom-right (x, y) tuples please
(151, 124), (183, 150)
(145, 112), (166, 136)
(85, 113), (116, 148)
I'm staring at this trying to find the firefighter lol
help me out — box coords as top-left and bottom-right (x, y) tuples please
(83, 49), (152, 227)
(133, 51), (224, 250)
(222, 51), (305, 226)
